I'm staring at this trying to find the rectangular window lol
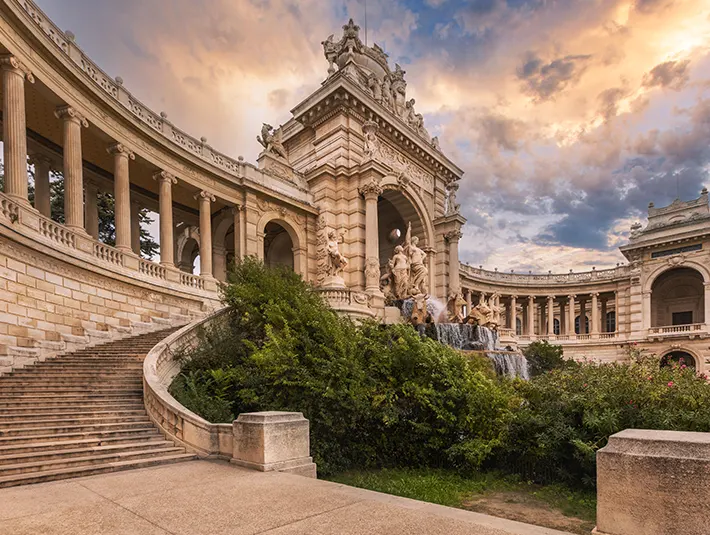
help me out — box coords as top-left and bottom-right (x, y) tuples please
(672, 311), (693, 325)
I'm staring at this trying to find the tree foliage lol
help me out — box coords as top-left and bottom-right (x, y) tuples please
(523, 340), (566, 377)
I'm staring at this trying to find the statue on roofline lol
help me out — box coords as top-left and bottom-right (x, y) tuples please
(257, 123), (287, 161)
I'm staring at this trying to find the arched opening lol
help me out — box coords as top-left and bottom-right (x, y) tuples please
(553, 318), (560, 335)
(515, 318), (522, 336)
(651, 267), (705, 327)
(264, 221), (294, 270)
(575, 315), (589, 335)
(179, 238), (200, 274)
(660, 351), (696, 370)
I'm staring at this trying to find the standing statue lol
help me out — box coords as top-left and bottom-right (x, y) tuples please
(404, 98), (417, 124)
(403, 222), (428, 296)
(367, 73), (382, 102)
(257, 123), (287, 160)
(326, 229), (348, 278)
(391, 64), (407, 117)
(444, 183), (460, 215)
(381, 75), (392, 108)
(321, 34), (339, 75)
(389, 245), (410, 299)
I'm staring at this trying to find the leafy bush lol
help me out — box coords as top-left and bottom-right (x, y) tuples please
(523, 340), (566, 377)
(171, 258), (517, 475)
(499, 349), (710, 487)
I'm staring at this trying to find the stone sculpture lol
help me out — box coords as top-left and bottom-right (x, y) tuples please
(445, 183), (460, 215)
(326, 229), (348, 278)
(389, 245), (410, 299)
(257, 123), (287, 160)
(410, 294), (432, 326)
(447, 291), (467, 323)
(404, 223), (428, 296)
(464, 296), (500, 330)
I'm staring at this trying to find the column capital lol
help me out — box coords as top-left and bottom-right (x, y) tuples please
(153, 170), (177, 184)
(54, 105), (88, 127)
(195, 190), (216, 202)
(231, 203), (246, 214)
(509, 294), (517, 300)
(547, 295), (555, 300)
(358, 180), (383, 199)
(591, 292), (600, 298)
(444, 229), (463, 243)
(0, 54), (35, 83)
(567, 294), (576, 299)
(107, 142), (135, 160)
(28, 153), (52, 167)
(84, 178), (98, 191)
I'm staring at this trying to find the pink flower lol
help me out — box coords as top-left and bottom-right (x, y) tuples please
(667, 381), (674, 387)
(647, 376), (653, 381)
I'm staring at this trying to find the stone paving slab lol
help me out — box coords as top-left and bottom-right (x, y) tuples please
(0, 460), (575, 535)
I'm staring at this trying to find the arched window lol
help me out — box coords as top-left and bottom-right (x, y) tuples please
(661, 351), (696, 369)
(606, 311), (616, 333)
(515, 318), (522, 336)
(553, 318), (560, 335)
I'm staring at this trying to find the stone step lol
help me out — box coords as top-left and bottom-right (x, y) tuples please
(8, 370), (141, 378)
(0, 409), (147, 422)
(0, 404), (145, 416)
(29, 363), (143, 371)
(0, 421), (156, 438)
(0, 378), (142, 386)
(0, 426), (162, 446)
(0, 440), (175, 466)
(0, 446), (187, 476)
(0, 386), (143, 394)
(0, 414), (151, 429)
(0, 433), (165, 455)
(0, 396), (142, 407)
(0, 453), (196, 488)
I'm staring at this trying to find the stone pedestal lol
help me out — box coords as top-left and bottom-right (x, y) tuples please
(232, 411), (316, 478)
(321, 275), (345, 288)
(595, 429), (710, 535)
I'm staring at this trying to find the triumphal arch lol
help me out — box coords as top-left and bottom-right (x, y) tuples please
(1, 1), (709, 374)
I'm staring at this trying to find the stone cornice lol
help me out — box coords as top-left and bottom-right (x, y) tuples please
(288, 74), (462, 184)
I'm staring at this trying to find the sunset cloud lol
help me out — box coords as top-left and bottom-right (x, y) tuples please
(36, 0), (710, 272)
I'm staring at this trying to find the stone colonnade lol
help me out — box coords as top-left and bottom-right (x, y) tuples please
(461, 288), (620, 337)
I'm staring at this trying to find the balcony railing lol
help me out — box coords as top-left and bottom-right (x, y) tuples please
(648, 324), (705, 335)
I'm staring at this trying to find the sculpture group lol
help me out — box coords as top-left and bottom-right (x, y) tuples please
(380, 222), (429, 300)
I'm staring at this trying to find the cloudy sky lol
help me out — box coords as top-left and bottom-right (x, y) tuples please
(36, 0), (710, 272)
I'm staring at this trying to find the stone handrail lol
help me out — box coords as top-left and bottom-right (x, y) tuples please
(648, 323), (704, 334)
(142, 308), (317, 476)
(0, 191), (215, 295)
(143, 307), (234, 458)
(460, 263), (631, 286)
(15, 0), (312, 205)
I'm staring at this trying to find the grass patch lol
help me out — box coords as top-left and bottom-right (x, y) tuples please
(327, 468), (596, 532)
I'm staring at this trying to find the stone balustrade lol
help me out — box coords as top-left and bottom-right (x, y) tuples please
(460, 263), (631, 286)
(143, 308), (317, 477)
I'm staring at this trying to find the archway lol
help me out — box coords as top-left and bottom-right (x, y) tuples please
(651, 267), (705, 327)
(263, 221), (294, 271)
(660, 350), (696, 370)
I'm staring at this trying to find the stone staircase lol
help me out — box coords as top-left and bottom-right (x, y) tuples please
(0, 328), (197, 488)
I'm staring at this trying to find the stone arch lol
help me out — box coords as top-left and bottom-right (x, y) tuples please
(176, 226), (200, 273)
(660, 348), (699, 369)
(650, 266), (705, 327)
(644, 260), (710, 293)
(378, 177), (435, 248)
(256, 211), (306, 275)
(212, 213), (235, 281)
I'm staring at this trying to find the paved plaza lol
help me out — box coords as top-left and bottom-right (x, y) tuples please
(0, 460), (573, 535)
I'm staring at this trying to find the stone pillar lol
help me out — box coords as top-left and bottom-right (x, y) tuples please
(567, 295), (576, 335)
(560, 299), (567, 334)
(212, 245), (227, 282)
(359, 181), (383, 294)
(1, 55), (33, 205)
(547, 295), (555, 335)
(704, 283), (710, 326)
(445, 230), (463, 296)
(642, 290), (652, 331)
(591, 292), (600, 335)
(465, 289), (473, 315)
(601, 297), (608, 333)
(107, 143), (135, 252)
(154, 171), (177, 267)
(527, 296), (535, 336)
(130, 199), (141, 255)
(233, 204), (245, 261)
(615, 290), (620, 333)
(509, 295), (517, 331)
(54, 105), (88, 231)
(578, 297), (587, 334)
(29, 154), (52, 217)
(196, 190), (215, 278)
(84, 180), (99, 239)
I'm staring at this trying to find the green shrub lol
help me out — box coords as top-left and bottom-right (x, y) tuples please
(523, 340), (566, 377)
(170, 258), (517, 475)
(500, 350), (710, 487)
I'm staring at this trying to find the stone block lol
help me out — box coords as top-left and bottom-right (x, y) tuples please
(595, 429), (710, 535)
(232, 411), (316, 478)
(45, 272), (63, 285)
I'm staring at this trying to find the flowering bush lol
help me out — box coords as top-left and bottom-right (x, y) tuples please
(498, 349), (710, 487)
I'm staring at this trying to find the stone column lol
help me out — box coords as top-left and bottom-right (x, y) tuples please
(642, 290), (652, 331)
(445, 230), (463, 296)
(232, 204), (245, 261)
(359, 181), (383, 294)
(1, 55), (33, 205)
(84, 180), (99, 239)
(615, 290), (620, 333)
(591, 292), (600, 335)
(527, 296), (535, 335)
(29, 154), (52, 217)
(130, 199), (141, 255)
(601, 297), (608, 333)
(54, 105), (88, 231)
(567, 295), (576, 335)
(579, 297), (587, 334)
(154, 171), (177, 266)
(196, 190), (216, 278)
(547, 295), (555, 335)
(509, 295), (517, 331)
(107, 143), (135, 252)
(559, 300), (566, 335)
